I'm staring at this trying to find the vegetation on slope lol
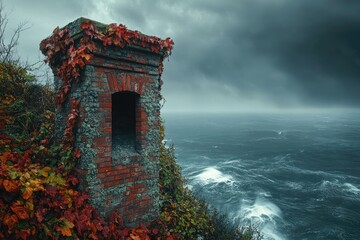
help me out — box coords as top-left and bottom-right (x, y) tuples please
(0, 61), (262, 240)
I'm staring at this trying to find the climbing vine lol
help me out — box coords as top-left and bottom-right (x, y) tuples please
(40, 20), (173, 108)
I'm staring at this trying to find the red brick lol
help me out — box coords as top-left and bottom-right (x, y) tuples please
(99, 102), (112, 108)
(98, 167), (112, 173)
(97, 162), (112, 168)
(103, 127), (112, 133)
(102, 180), (120, 188)
(128, 195), (136, 200)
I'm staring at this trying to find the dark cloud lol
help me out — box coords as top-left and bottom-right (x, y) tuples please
(161, 0), (360, 109)
(2, 0), (360, 111)
(232, 0), (360, 107)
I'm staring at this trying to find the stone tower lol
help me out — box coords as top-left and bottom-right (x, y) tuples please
(40, 18), (173, 226)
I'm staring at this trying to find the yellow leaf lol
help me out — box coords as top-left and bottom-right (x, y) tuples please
(24, 172), (31, 179)
(22, 187), (33, 200)
(26, 200), (34, 211)
(42, 166), (51, 172)
(56, 218), (75, 237)
(29, 179), (42, 189)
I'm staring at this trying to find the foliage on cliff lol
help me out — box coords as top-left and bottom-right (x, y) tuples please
(0, 61), (179, 239)
(0, 63), (262, 239)
(159, 124), (263, 240)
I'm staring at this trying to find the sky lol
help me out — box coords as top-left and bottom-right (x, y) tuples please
(2, 0), (360, 113)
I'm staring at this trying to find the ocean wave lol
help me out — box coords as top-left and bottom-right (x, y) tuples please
(262, 224), (286, 240)
(195, 167), (235, 186)
(242, 198), (282, 224)
(222, 159), (241, 165)
(343, 183), (360, 194)
(237, 197), (286, 240)
(284, 165), (350, 180)
(319, 180), (360, 197)
(255, 136), (284, 141)
(258, 191), (272, 198)
(199, 155), (211, 160)
(285, 181), (303, 190)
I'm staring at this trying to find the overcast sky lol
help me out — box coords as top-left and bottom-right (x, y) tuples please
(3, 0), (360, 112)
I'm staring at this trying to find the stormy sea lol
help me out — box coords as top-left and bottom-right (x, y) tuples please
(163, 111), (360, 240)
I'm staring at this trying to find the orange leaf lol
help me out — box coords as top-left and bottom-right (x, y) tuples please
(3, 213), (18, 231)
(3, 179), (20, 192)
(10, 202), (29, 220)
(84, 53), (92, 62)
(55, 218), (75, 237)
(130, 233), (141, 240)
(61, 228), (72, 237)
(22, 187), (33, 200)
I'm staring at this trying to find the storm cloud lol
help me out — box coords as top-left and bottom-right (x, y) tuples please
(3, 0), (360, 112)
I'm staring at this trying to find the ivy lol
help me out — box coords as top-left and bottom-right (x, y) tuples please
(40, 19), (174, 108)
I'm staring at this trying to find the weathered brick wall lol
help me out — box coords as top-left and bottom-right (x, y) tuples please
(51, 19), (166, 226)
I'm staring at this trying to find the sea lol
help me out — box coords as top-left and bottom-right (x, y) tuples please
(163, 111), (360, 240)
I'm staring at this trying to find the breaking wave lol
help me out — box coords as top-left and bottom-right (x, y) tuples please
(195, 167), (235, 186)
(236, 197), (286, 240)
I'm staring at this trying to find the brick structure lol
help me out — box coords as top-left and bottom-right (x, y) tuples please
(43, 18), (171, 226)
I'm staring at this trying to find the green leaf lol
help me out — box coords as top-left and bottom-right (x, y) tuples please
(7, 168), (19, 180)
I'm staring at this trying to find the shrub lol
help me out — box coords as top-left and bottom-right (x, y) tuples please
(159, 124), (262, 240)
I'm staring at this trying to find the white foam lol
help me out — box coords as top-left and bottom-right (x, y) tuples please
(285, 181), (303, 190)
(185, 184), (193, 191)
(343, 183), (360, 195)
(222, 159), (241, 165)
(319, 180), (360, 197)
(242, 198), (282, 223)
(259, 191), (272, 197)
(200, 155), (211, 160)
(239, 198), (286, 240)
(196, 167), (234, 186)
(262, 224), (286, 240)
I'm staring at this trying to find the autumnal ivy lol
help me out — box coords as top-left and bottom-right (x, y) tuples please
(40, 19), (173, 108)
(0, 83), (177, 239)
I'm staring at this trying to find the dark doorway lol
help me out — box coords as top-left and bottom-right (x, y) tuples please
(112, 91), (138, 155)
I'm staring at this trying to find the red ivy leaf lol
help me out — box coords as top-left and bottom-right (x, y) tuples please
(3, 213), (18, 231)
(72, 148), (81, 158)
(35, 209), (44, 223)
(67, 175), (79, 186)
